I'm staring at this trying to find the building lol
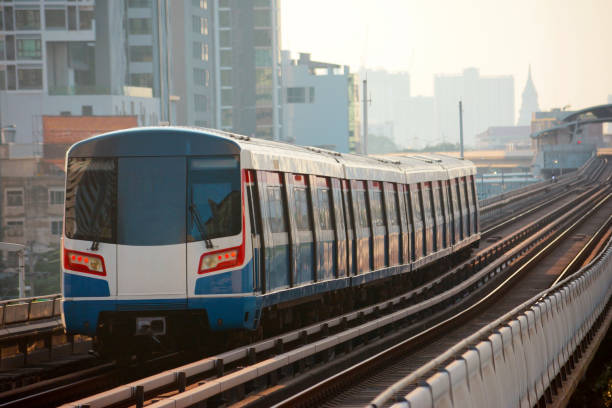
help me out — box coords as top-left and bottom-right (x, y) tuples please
(434, 68), (514, 147)
(169, 0), (214, 127)
(403, 96), (435, 149)
(359, 69), (411, 146)
(0, 0), (169, 156)
(517, 66), (540, 126)
(475, 126), (531, 150)
(531, 104), (611, 177)
(281, 52), (361, 153)
(212, 0), (282, 140)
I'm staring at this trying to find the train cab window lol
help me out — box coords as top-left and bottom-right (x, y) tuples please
(294, 188), (312, 231)
(119, 157), (188, 245)
(65, 157), (117, 243)
(266, 186), (287, 233)
(317, 188), (333, 230)
(370, 190), (384, 227)
(188, 157), (241, 242)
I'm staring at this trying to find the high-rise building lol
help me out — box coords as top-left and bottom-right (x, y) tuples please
(517, 66), (539, 126)
(434, 68), (514, 147)
(169, 0), (214, 127)
(212, 0), (282, 140)
(281, 52), (361, 153)
(0, 0), (169, 154)
(359, 69), (410, 146)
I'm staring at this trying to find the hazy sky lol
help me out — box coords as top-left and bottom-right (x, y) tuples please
(281, 0), (612, 119)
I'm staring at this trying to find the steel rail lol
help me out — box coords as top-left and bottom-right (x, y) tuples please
(64, 179), (610, 408)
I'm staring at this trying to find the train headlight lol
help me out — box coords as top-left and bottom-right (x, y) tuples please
(198, 246), (241, 274)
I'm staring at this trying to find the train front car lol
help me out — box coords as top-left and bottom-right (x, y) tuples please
(61, 127), (255, 355)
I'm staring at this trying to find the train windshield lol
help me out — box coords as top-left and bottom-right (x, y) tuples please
(65, 158), (117, 243)
(188, 156), (241, 242)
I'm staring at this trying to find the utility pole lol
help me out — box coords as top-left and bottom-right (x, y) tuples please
(459, 101), (464, 159)
(362, 79), (368, 154)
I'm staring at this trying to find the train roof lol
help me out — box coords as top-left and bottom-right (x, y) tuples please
(67, 126), (476, 183)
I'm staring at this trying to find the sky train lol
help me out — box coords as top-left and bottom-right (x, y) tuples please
(61, 127), (479, 353)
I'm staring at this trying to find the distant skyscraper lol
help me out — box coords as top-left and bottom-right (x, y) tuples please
(517, 66), (540, 126)
(434, 68), (514, 147)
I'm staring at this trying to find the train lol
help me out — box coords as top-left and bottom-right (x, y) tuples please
(61, 127), (480, 354)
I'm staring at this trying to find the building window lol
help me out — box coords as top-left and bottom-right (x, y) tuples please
(0, 39), (6, 61)
(219, 30), (231, 47)
(49, 189), (64, 205)
(220, 69), (231, 86)
(220, 49), (232, 66)
(128, 18), (151, 35)
(78, 6), (93, 30)
(45, 8), (66, 30)
(17, 66), (42, 89)
(253, 9), (271, 27)
(221, 108), (232, 127)
(255, 68), (272, 88)
(192, 16), (207, 35)
(16, 38), (41, 59)
(15, 9), (40, 30)
(128, 0), (152, 7)
(219, 0), (230, 8)
(256, 108), (272, 126)
(51, 220), (63, 236)
(195, 120), (208, 127)
(254, 0), (270, 6)
(129, 45), (152, 62)
(221, 89), (232, 106)
(81, 105), (93, 116)
(254, 48), (272, 67)
(193, 68), (209, 87)
(194, 94), (207, 112)
(130, 73), (153, 87)
(254, 29), (272, 47)
(192, 0), (207, 9)
(219, 10), (230, 27)
(308, 86), (315, 103)
(5, 220), (24, 237)
(6, 189), (23, 207)
(192, 41), (208, 61)
(287, 87), (306, 103)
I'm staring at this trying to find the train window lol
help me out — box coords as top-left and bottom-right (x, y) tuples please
(355, 190), (369, 228)
(387, 190), (399, 226)
(188, 157), (241, 241)
(65, 158), (117, 243)
(294, 187), (312, 231)
(267, 186), (287, 233)
(370, 190), (384, 227)
(317, 188), (333, 230)
(410, 187), (422, 225)
(422, 183), (432, 221)
(119, 157), (187, 245)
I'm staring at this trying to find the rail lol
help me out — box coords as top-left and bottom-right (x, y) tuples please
(0, 294), (62, 328)
(371, 236), (612, 408)
(61, 179), (609, 408)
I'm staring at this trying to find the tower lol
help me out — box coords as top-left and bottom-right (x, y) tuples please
(517, 65), (540, 126)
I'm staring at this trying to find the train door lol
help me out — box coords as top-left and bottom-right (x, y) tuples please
(384, 182), (401, 266)
(431, 181), (444, 251)
(342, 180), (356, 275)
(369, 181), (387, 270)
(397, 184), (411, 264)
(408, 184), (424, 260)
(331, 179), (347, 278)
(291, 174), (315, 285)
(352, 180), (372, 273)
(314, 177), (335, 281)
(421, 182), (434, 256)
(117, 157), (187, 298)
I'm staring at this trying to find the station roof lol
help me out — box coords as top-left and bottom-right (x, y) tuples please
(531, 103), (612, 140)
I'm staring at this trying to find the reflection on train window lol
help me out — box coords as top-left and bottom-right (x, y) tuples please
(355, 190), (369, 228)
(370, 191), (384, 227)
(65, 158), (117, 243)
(189, 156), (241, 241)
(317, 188), (333, 230)
(411, 188), (423, 225)
(388, 191), (399, 226)
(294, 188), (312, 231)
(267, 186), (287, 233)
